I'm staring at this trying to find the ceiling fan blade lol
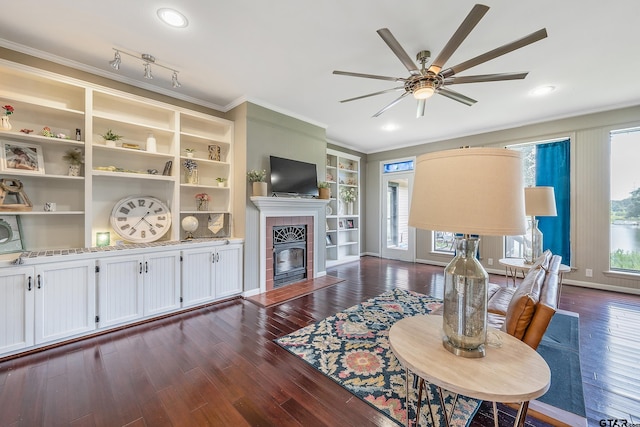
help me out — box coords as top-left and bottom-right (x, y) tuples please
(372, 92), (411, 117)
(440, 28), (548, 79)
(444, 72), (529, 84)
(437, 87), (477, 106)
(416, 99), (426, 118)
(428, 4), (490, 74)
(376, 28), (422, 76)
(340, 87), (406, 103)
(333, 70), (406, 82)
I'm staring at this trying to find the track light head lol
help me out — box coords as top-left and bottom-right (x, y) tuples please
(144, 63), (153, 79)
(109, 51), (121, 70)
(172, 72), (181, 88)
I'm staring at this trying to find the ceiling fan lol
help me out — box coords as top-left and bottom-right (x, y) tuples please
(333, 4), (548, 117)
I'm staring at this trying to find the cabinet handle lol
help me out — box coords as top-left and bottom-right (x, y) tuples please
(139, 262), (143, 274)
(212, 253), (215, 263)
(37, 274), (42, 289)
(145, 261), (149, 273)
(216, 253), (220, 263)
(27, 276), (32, 291)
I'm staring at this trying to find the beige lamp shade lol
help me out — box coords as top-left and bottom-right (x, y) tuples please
(524, 186), (557, 216)
(409, 147), (526, 236)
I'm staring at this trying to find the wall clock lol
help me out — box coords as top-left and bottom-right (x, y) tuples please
(110, 195), (171, 243)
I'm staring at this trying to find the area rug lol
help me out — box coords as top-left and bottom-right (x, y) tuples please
(275, 288), (481, 426)
(535, 311), (586, 417)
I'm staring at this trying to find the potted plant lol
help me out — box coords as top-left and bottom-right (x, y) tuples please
(101, 129), (122, 147)
(216, 177), (227, 187)
(318, 181), (331, 199)
(62, 148), (84, 176)
(195, 193), (210, 211)
(185, 148), (195, 158)
(247, 169), (267, 197)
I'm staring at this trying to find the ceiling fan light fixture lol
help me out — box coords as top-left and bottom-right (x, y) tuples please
(413, 80), (436, 100)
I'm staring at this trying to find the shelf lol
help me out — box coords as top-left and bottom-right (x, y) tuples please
(339, 241), (358, 246)
(180, 210), (230, 215)
(12, 211), (84, 215)
(92, 170), (174, 181)
(93, 144), (174, 159)
(0, 171), (84, 181)
(180, 184), (229, 190)
(178, 156), (230, 166)
(0, 130), (85, 147)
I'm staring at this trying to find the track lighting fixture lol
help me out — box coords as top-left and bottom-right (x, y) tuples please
(108, 48), (181, 88)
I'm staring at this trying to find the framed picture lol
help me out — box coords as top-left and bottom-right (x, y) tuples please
(346, 219), (355, 229)
(1, 141), (45, 174)
(338, 219), (346, 229)
(326, 234), (333, 245)
(0, 215), (25, 254)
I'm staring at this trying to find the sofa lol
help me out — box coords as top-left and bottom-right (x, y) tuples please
(487, 250), (561, 350)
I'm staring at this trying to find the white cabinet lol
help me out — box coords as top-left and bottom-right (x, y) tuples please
(181, 242), (243, 307)
(0, 267), (35, 354)
(96, 255), (144, 328)
(214, 244), (243, 298)
(143, 251), (181, 316)
(33, 260), (96, 344)
(325, 149), (361, 266)
(97, 251), (180, 327)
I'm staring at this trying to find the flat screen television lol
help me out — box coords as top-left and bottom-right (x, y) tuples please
(270, 156), (319, 197)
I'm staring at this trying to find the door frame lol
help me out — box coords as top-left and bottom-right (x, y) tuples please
(379, 157), (416, 262)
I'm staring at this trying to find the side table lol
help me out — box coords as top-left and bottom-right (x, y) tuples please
(389, 315), (550, 427)
(499, 257), (570, 291)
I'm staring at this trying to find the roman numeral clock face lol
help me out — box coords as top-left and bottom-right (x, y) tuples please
(109, 196), (171, 243)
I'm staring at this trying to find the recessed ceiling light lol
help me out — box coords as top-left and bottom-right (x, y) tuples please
(157, 8), (189, 28)
(382, 123), (399, 132)
(530, 85), (556, 97)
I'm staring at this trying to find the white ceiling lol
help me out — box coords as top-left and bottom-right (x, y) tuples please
(1, 1), (639, 154)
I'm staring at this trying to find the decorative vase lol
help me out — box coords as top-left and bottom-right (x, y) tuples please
(319, 187), (330, 200)
(347, 201), (353, 215)
(185, 169), (198, 184)
(442, 237), (488, 358)
(1, 116), (11, 130)
(146, 133), (157, 153)
(68, 164), (81, 177)
(524, 218), (543, 264)
(218, 182), (225, 187)
(197, 199), (209, 211)
(105, 139), (116, 148)
(253, 181), (268, 197)
(186, 152), (194, 158)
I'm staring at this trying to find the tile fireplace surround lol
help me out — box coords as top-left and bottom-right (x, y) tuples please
(250, 197), (330, 293)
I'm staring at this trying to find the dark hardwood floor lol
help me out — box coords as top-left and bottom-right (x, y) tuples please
(0, 256), (638, 426)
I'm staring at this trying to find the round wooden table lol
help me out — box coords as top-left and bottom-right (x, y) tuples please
(389, 315), (550, 427)
(499, 257), (571, 286)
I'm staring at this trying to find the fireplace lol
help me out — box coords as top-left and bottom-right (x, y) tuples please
(273, 225), (307, 287)
(250, 197), (329, 293)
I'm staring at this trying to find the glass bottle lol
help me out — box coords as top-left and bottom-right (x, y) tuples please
(442, 237), (488, 358)
(524, 218), (543, 264)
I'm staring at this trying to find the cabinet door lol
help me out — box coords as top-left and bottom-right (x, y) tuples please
(143, 252), (181, 316)
(34, 260), (96, 345)
(181, 248), (214, 307)
(214, 244), (243, 298)
(0, 267), (35, 355)
(97, 255), (144, 328)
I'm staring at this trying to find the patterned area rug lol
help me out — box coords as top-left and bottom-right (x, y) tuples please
(275, 288), (481, 426)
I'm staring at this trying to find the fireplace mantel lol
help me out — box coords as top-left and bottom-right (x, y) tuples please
(251, 196), (329, 292)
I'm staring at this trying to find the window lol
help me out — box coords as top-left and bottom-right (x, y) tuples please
(383, 159), (414, 174)
(610, 128), (640, 272)
(504, 139), (571, 264)
(433, 231), (456, 253)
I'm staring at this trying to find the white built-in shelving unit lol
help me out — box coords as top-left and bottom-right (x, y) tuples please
(325, 148), (360, 266)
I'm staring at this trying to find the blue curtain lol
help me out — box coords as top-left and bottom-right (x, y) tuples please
(536, 139), (570, 264)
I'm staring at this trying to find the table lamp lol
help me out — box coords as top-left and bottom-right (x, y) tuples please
(409, 147), (526, 358)
(524, 186), (557, 264)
